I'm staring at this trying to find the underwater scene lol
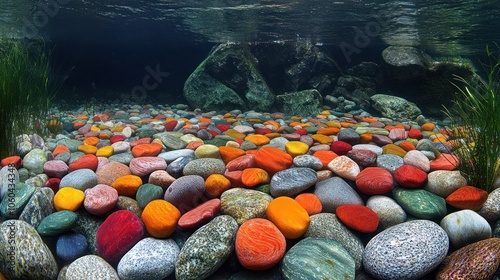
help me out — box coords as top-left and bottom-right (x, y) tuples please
(1, 0), (500, 279)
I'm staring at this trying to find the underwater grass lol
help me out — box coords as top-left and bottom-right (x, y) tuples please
(444, 45), (500, 193)
(0, 37), (54, 159)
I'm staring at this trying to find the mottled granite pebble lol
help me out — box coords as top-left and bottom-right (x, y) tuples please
(363, 220), (449, 280)
(425, 170), (467, 197)
(269, 167), (317, 197)
(183, 158), (226, 179)
(64, 255), (119, 280)
(366, 195), (407, 229)
(478, 187), (500, 221)
(292, 154), (323, 170)
(176, 215), (238, 280)
(221, 188), (273, 225)
(282, 237), (355, 280)
(164, 175), (206, 214)
(116, 196), (143, 217)
(376, 154), (404, 174)
(0, 220), (58, 280)
(118, 237), (179, 280)
(18, 187), (55, 228)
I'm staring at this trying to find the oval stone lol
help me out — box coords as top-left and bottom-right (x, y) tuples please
(182, 158), (225, 179)
(178, 198), (221, 230)
(220, 188), (273, 225)
(37, 210), (78, 237)
(269, 167), (317, 197)
(440, 209), (492, 248)
(56, 232), (88, 262)
(355, 167), (394, 195)
(327, 155), (360, 181)
(64, 255), (119, 279)
(59, 168), (98, 191)
(393, 187), (447, 219)
(43, 159), (69, 178)
(314, 177), (363, 213)
(164, 175), (206, 214)
(129, 157), (167, 177)
(84, 184), (119, 215)
(136, 183), (164, 209)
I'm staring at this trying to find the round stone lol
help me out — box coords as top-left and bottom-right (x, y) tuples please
(37, 210), (78, 236)
(164, 175), (206, 214)
(84, 184), (119, 215)
(220, 188), (273, 225)
(59, 168), (98, 191)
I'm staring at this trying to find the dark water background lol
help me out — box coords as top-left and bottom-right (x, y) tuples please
(1, 0), (499, 104)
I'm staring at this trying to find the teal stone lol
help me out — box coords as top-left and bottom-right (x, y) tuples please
(305, 126), (318, 134)
(22, 148), (47, 174)
(58, 138), (84, 152)
(136, 125), (157, 138)
(393, 187), (447, 219)
(19, 187), (55, 228)
(0, 182), (36, 218)
(136, 183), (164, 208)
(37, 210), (78, 237)
(284, 126), (296, 133)
(108, 152), (134, 165)
(282, 237), (355, 280)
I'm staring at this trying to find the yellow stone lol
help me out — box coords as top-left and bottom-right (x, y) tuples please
(90, 125), (100, 132)
(320, 110), (331, 115)
(382, 143), (407, 157)
(180, 134), (203, 144)
(266, 196), (310, 239)
(311, 134), (333, 144)
(325, 121), (342, 128)
(195, 144), (220, 158)
(225, 129), (247, 139)
(285, 141), (309, 157)
(78, 144), (98, 154)
(54, 187), (85, 211)
(111, 125), (124, 132)
(96, 146), (114, 157)
(244, 134), (270, 146)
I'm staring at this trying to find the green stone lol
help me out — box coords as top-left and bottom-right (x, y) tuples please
(0, 182), (35, 218)
(159, 133), (187, 150)
(136, 183), (164, 209)
(284, 126), (296, 133)
(393, 187), (447, 219)
(58, 138), (83, 152)
(220, 188), (273, 225)
(355, 127), (390, 135)
(37, 210), (78, 236)
(305, 126), (318, 134)
(282, 237), (355, 280)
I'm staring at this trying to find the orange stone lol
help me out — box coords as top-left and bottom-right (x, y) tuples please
(241, 168), (270, 188)
(0, 155), (22, 168)
(83, 136), (100, 146)
(219, 146), (246, 164)
(316, 127), (340, 135)
(430, 153), (458, 171)
(421, 122), (435, 131)
(254, 147), (293, 175)
(131, 142), (163, 157)
(205, 174), (232, 197)
(54, 187), (85, 211)
(52, 144), (70, 156)
(294, 193), (322, 215)
(446, 185), (489, 211)
(245, 134), (270, 146)
(336, 204), (379, 233)
(141, 199), (180, 238)
(359, 133), (373, 144)
(111, 174), (143, 196)
(398, 141), (416, 151)
(266, 196), (310, 239)
(312, 150), (338, 169)
(235, 218), (286, 270)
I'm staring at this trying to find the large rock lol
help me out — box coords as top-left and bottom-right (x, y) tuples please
(382, 46), (431, 84)
(370, 94), (422, 120)
(276, 89), (323, 117)
(183, 43), (275, 112)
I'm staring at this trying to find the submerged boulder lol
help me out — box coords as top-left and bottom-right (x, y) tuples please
(370, 94), (422, 120)
(276, 89), (323, 117)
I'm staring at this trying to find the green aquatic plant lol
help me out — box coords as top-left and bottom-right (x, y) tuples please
(0, 37), (55, 159)
(444, 44), (500, 193)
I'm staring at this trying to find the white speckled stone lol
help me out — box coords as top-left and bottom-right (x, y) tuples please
(363, 220), (449, 280)
(440, 209), (492, 248)
(478, 187), (500, 221)
(65, 255), (119, 279)
(117, 237), (179, 280)
(425, 170), (467, 197)
(327, 155), (360, 181)
(366, 195), (407, 230)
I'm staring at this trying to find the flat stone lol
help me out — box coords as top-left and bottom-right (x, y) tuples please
(282, 237), (355, 280)
(269, 167), (317, 197)
(393, 187), (447, 219)
(0, 182), (35, 218)
(425, 170), (467, 197)
(37, 210), (78, 237)
(292, 154), (323, 170)
(157, 149), (195, 163)
(403, 150), (430, 172)
(59, 168), (98, 191)
(164, 175), (206, 214)
(221, 188), (273, 225)
(43, 159), (69, 178)
(129, 157), (167, 177)
(159, 132), (188, 150)
(366, 195), (407, 229)
(183, 158), (226, 179)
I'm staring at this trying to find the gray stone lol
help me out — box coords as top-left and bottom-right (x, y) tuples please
(0, 220), (58, 280)
(220, 188), (273, 225)
(366, 195), (407, 230)
(270, 167), (317, 197)
(293, 155), (323, 170)
(57, 138), (83, 152)
(175, 215), (238, 280)
(382, 46), (429, 83)
(370, 94), (422, 120)
(164, 175), (206, 214)
(440, 209), (492, 248)
(19, 187), (55, 228)
(304, 213), (364, 271)
(158, 132), (188, 150)
(22, 148), (47, 174)
(425, 170), (467, 197)
(157, 149), (195, 163)
(24, 173), (48, 188)
(363, 220), (449, 280)
(59, 168), (98, 191)
(313, 177), (363, 213)
(0, 182), (35, 218)
(116, 196), (143, 217)
(167, 156), (192, 178)
(183, 158), (225, 179)
(108, 152), (134, 165)
(64, 255), (119, 280)
(337, 128), (360, 145)
(117, 237), (179, 280)
(282, 237), (355, 280)
(72, 210), (105, 254)
(376, 154), (404, 174)
(478, 187), (500, 221)
(276, 89), (323, 117)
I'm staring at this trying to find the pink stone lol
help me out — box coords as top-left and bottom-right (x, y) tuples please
(327, 155), (360, 181)
(43, 160), (69, 178)
(129, 157), (167, 177)
(148, 170), (176, 189)
(84, 184), (119, 215)
(394, 164), (428, 188)
(372, 135), (393, 146)
(96, 161), (132, 186)
(226, 154), (256, 171)
(388, 128), (408, 141)
(403, 150), (430, 172)
(178, 198), (221, 230)
(356, 167), (394, 195)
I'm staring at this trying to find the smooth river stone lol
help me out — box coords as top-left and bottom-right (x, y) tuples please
(159, 132), (188, 150)
(292, 154), (323, 170)
(117, 237), (180, 280)
(164, 175), (206, 214)
(37, 210), (78, 236)
(64, 255), (119, 280)
(366, 195), (407, 229)
(403, 150), (430, 172)
(59, 168), (98, 191)
(327, 155), (360, 181)
(376, 154), (404, 174)
(314, 177), (363, 213)
(393, 187), (447, 220)
(43, 159), (69, 178)
(175, 215), (238, 280)
(269, 167), (317, 197)
(0, 182), (35, 218)
(355, 167), (394, 195)
(96, 161), (132, 186)
(304, 213), (364, 271)
(56, 232), (88, 262)
(436, 238), (500, 280)
(0, 220), (58, 280)
(129, 157), (167, 177)
(282, 237), (355, 280)
(178, 198), (221, 230)
(478, 187), (500, 221)
(1, 165), (19, 199)
(182, 158), (226, 179)
(363, 220), (449, 280)
(19, 187), (55, 228)
(157, 149), (195, 163)
(136, 183), (164, 208)
(220, 188), (273, 225)
(425, 170), (467, 197)
(84, 184), (119, 215)
(22, 148), (47, 174)
(440, 209), (492, 248)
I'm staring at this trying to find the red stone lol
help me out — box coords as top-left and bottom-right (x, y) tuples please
(408, 128), (423, 139)
(446, 186), (489, 211)
(130, 137), (152, 148)
(235, 218), (286, 270)
(293, 128), (308, 135)
(430, 153), (458, 171)
(336, 204), (379, 233)
(178, 198), (221, 230)
(69, 154), (99, 172)
(394, 164), (428, 188)
(164, 120), (178, 131)
(216, 124), (231, 133)
(356, 167), (394, 195)
(96, 210), (144, 263)
(1, 155), (22, 169)
(255, 127), (272, 135)
(208, 130), (219, 137)
(224, 170), (245, 187)
(330, 140), (352, 155)
(226, 154), (256, 171)
(254, 147), (293, 175)
(110, 135), (127, 144)
(43, 178), (60, 193)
